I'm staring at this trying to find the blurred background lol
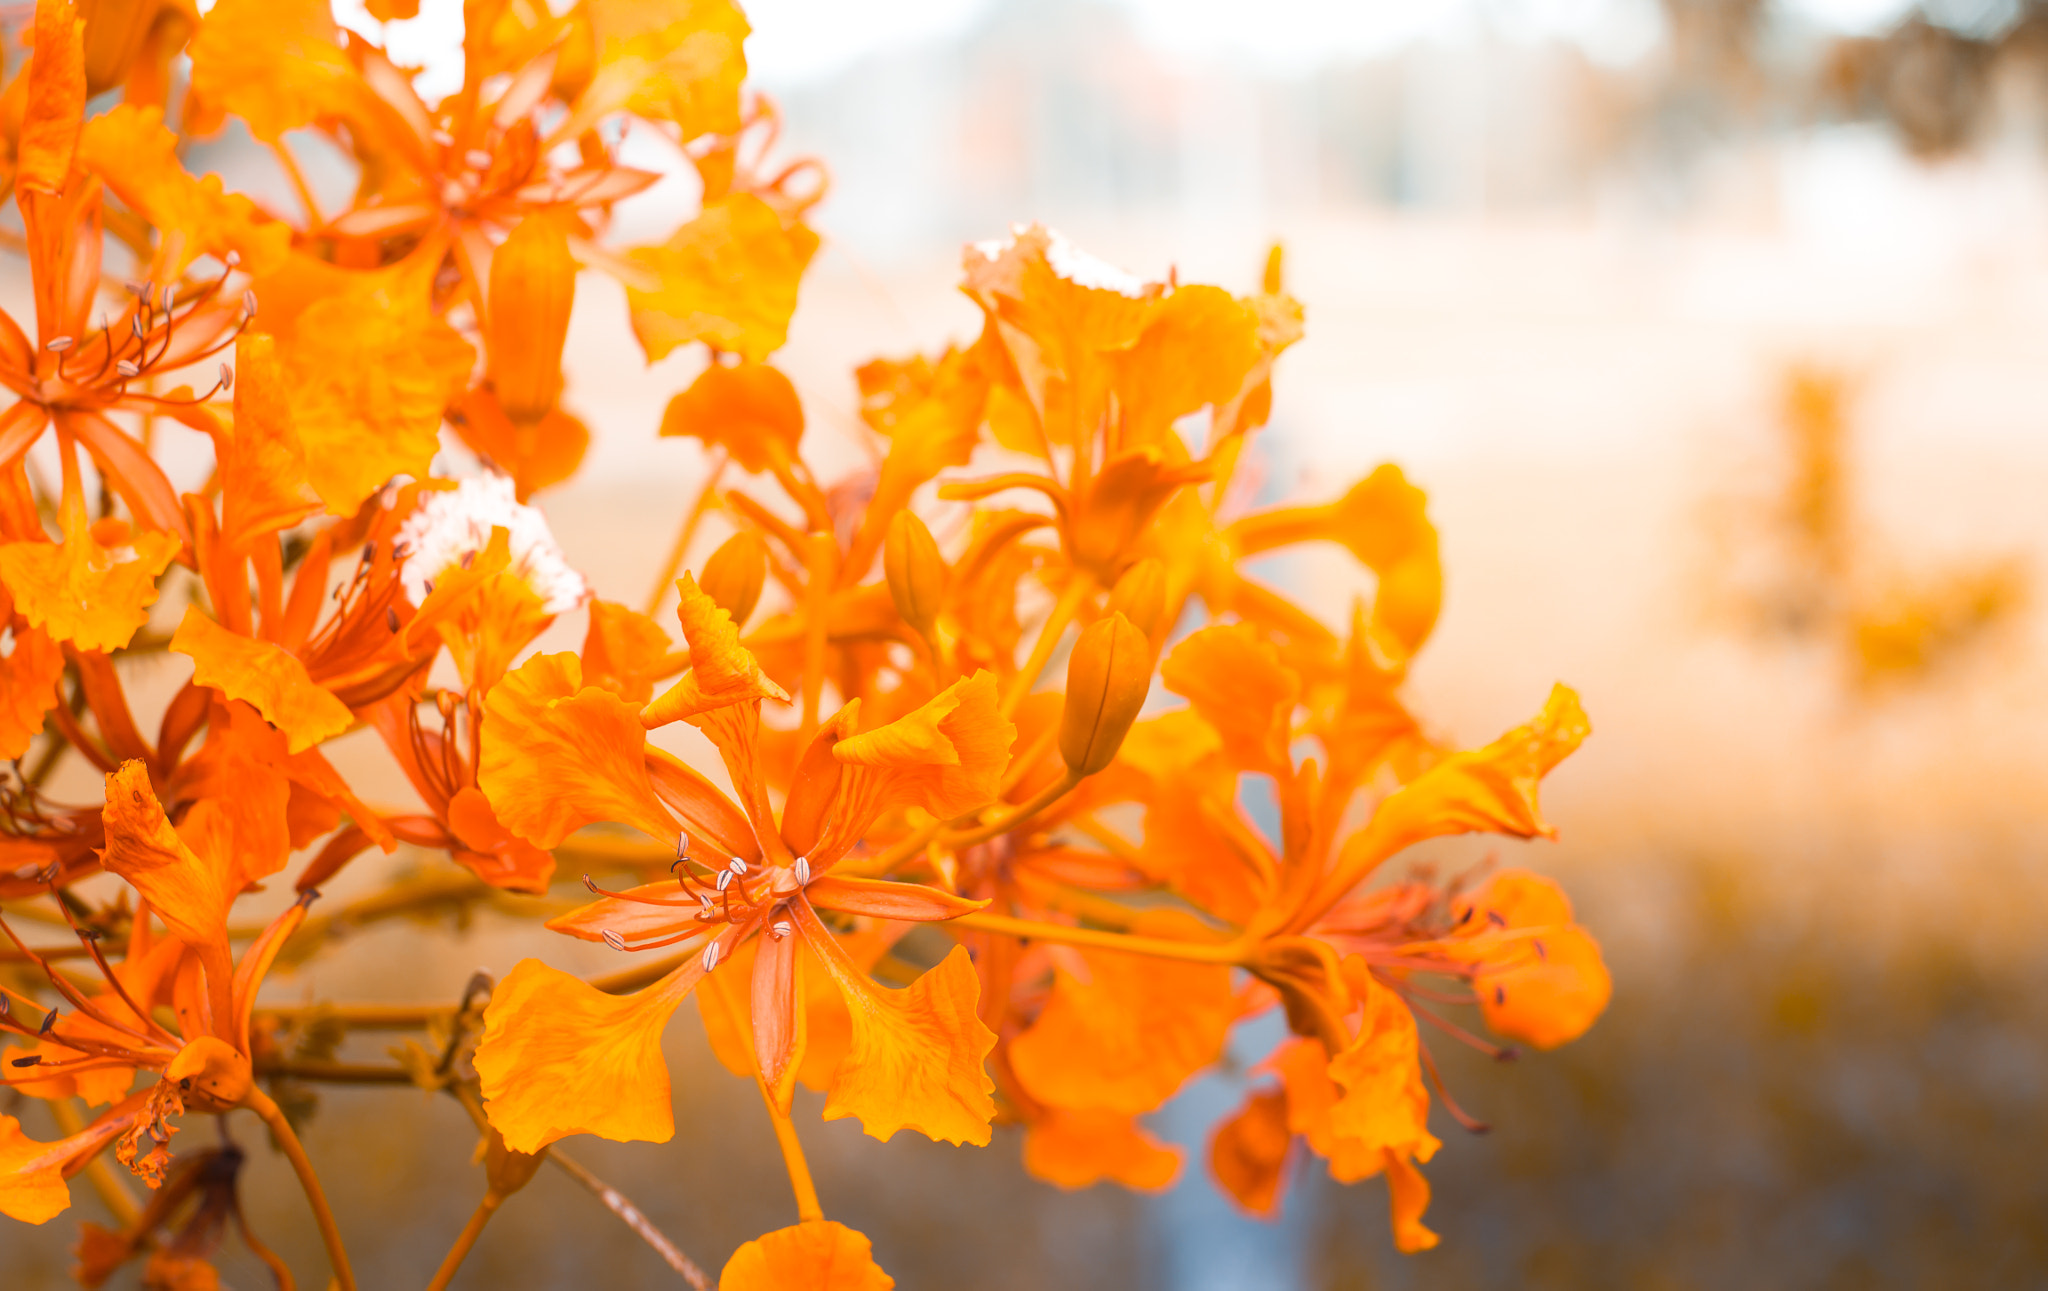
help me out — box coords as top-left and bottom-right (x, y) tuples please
(12, 0), (2048, 1285)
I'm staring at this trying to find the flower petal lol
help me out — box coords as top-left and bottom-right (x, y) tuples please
(832, 670), (1013, 822)
(99, 762), (233, 964)
(1207, 1087), (1293, 1218)
(797, 903), (996, 1146)
(623, 194), (817, 363)
(169, 607), (352, 755)
(643, 573), (788, 723)
(479, 652), (678, 848)
(1159, 623), (1299, 775)
(717, 1220), (894, 1291)
(1022, 1108), (1181, 1193)
(17, 0), (85, 197)
(0, 621), (63, 760)
(475, 955), (705, 1154)
(1009, 930), (1234, 1116)
(0, 512), (180, 653)
(74, 106), (292, 279)
(803, 875), (987, 923)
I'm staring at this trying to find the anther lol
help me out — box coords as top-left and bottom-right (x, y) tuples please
(582, 874), (599, 893)
(460, 550), (475, 570)
(45, 336), (72, 352)
(728, 858), (748, 877)
(1487, 910), (1507, 928)
(601, 929), (626, 952)
(224, 250), (240, 268)
(423, 579), (435, 595)
(715, 869), (733, 892)
(675, 831), (690, 860)
(242, 289), (258, 317)
(362, 541), (376, 565)
(219, 362), (233, 390)
(39, 1009), (57, 1035)
(772, 920), (792, 939)
(1493, 985), (1506, 1006)
(793, 856), (810, 886)
(702, 942), (721, 972)
(116, 360), (140, 377)
(697, 891), (713, 909)
(10, 1055), (41, 1067)
(466, 149), (494, 168)
(162, 286), (176, 314)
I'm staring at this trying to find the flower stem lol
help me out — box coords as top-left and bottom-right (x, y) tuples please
(755, 1080), (823, 1223)
(1002, 572), (1094, 717)
(645, 451), (729, 616)
(243, 1086), (356, 1291)
(425, 1192), (502, 1291)
(943, 771), (1079, 848)
(950, 911), (1246, 965)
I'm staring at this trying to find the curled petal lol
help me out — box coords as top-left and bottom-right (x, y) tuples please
(1208, 1087), (1293, 1218)
(0, 622), (63, 760)
(643, 574), (788, 724)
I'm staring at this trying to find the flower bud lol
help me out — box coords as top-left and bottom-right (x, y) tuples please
(884, 511), (944, 638)
(488, 212), (578, 423)
(1108, 558), (1168, 641)
(1059, 612), (1152, 777)
(698, 530), (767, 628)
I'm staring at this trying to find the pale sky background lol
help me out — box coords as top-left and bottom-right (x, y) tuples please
(328, 0), (1938, 95)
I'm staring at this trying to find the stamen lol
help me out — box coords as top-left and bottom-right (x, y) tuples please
(39, 1008), (57, 1035)
(460, 549), (476, 570)
(224, 250), (240, 268)
(601, 929), (626, 952)
(715, 869), (733, 892)
(582, 874), (600, 894)
(772, 921), (792, 939)
(219, 362), (233, 391)
(1487, 911), (1507, 928)
(44, 336), (72, 352)
(697, 891), (713, 909)
(728, 858), (748, 877)
(386, 607), (400, 633)
(793, 856), (810, 886)
(11, 1055), (40, 1067)
(161, 286), (176, 314)
(242, 289), (258, 317)
(116, 360), (140, 377)
(362, 542), (377, 565)
(702, 942), (721, 972)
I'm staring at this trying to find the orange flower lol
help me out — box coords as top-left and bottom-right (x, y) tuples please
(474, 575), (1012, 1154)
(0, 763), (317, 1219)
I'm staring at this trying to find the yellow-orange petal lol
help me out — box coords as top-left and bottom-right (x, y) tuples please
(187, 0), (362, 144)
(478, 652), (678, 848)
(581, 599), (672, 704)
(74, 105), (292, 280)
(1309, 684), (1590, 917)
(474, 956), (704, 1154)
(210, 334), (318, 550)
(1009, 936), (1234, 1116)
(486, 212), (577, 423)
(264, 251), (477, 517)
(1022, 1108), (1181, 1193)
(1384, 1150), (1441, 1253)
(834, 670), (1014, 822)
(0, 622), (63, 760)
(18, 0), (86, 197)
(623, 194), (818, 364)
(717, 1220), (894, 1291)
(1208, 1087), (1293, 1218)
(0, 518), (180, 654)
(642, 574), (788, 723)
(1322, 971), (1439, 1181)
(658, 360), (804, 476)
(798, 905), (996, 1146)
(1159, 622), (1300, 775)
(169, 607), (352, 755)
(99, 761), (232, 962)
(1473, 926), (1612, 1051)
(0, 1114), (72, 1224)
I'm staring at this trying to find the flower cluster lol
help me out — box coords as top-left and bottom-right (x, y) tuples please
(0, 2), (1608, 1286)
